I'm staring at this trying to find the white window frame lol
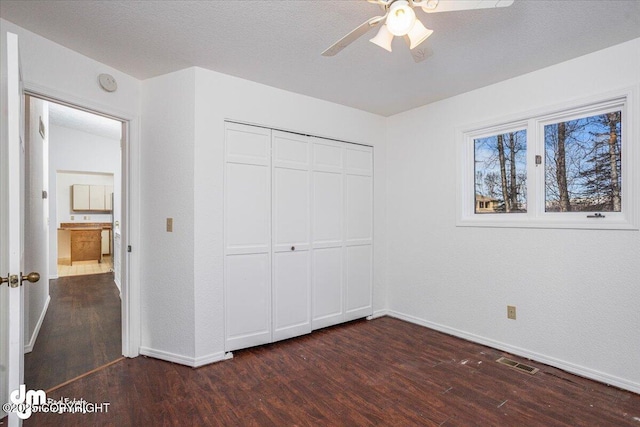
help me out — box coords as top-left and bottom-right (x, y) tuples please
(457, 87), (638, 230)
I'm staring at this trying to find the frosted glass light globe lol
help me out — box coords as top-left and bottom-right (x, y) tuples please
(386, 1), (416, 36)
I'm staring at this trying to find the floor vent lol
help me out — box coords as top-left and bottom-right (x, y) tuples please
(496, 357), (539, 375)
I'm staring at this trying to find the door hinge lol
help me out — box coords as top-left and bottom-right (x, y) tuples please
(127, 245), (132, 253)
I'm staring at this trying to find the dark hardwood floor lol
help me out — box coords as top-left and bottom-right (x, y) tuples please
(24, 316), (639, 426)
(24, 273), (122, 392)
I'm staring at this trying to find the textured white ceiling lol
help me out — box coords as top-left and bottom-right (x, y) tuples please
(48, 102), (122, 141)
(2, 1), (640, 116)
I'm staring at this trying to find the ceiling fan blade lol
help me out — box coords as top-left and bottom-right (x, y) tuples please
(322, 15), (386, 57)
(421, 0), (514, 14)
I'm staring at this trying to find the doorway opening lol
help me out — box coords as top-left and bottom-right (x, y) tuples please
(22, 94), (126, 391)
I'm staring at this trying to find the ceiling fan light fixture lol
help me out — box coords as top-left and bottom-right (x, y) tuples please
(407, 19), (433, 49)
(386, 0), (416, 36)
(369, 24), (394, 52)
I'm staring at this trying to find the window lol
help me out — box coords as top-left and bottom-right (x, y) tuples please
(458, 90), (637, 229)
(474, 130), (527, 214)
(544, 111), (621, 213)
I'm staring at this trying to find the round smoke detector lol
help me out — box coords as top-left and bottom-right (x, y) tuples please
(98, 73), (118, 92)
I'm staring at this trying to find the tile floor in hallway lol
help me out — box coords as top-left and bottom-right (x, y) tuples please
(57, 255), (113, 277)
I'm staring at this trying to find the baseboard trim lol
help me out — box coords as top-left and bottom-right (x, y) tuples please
(194, 351), (231, 368)
(385, 310), (640, 395)
(367, 309), (389, 320)
(139, 347), (229, 368)
(24, 295), (51, 353)
(114, 278), (121, 299)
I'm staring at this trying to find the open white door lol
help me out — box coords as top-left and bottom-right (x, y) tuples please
(1, 31), (39, 426)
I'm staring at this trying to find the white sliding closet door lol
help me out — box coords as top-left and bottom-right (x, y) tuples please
(312, 139), (373, 329)
(271, 131), (312, 342)
(224, 123), (272, 351)
(224, 122), (373, 352)
(311, 139), (345, 329)
(344, 144), (373, 321)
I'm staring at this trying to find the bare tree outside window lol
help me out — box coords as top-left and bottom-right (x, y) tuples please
(474, 130), (527, 213)
(544, 111), (622, 212)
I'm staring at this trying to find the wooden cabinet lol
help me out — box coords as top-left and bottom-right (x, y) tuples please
(58, 223), (113, 265)
(72, 184), (113, 211)
(70, 229), (102, 263)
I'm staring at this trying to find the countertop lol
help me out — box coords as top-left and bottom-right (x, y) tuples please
(58, 222), (112, 231)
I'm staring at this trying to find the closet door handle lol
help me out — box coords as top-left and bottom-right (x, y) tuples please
(291, 246), (295, 251)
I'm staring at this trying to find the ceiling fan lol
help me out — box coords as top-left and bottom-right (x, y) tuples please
(321, 0), (514, 62)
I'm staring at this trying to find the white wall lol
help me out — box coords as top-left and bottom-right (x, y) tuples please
(48, 124), (121, 276)
(0, 20), (139, 119)
(139, 66), (387, 365)
(140, 68), (197, 362)
(385, 38), (640, 393)
(24, 96), (50, 353)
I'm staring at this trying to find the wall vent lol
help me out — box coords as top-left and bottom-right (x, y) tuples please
(496, 357), (539, 375)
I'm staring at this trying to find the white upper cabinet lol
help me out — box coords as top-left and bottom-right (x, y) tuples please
(72, 184), (90, 210)
(89, 184), (106, 210)
(72, 184), (113, 211)
(105, 186), (114, 211)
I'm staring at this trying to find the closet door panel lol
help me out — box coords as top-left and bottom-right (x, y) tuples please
(311, 138), (344, 329)
(225, 123), (271, 165)
(225, 254), (271, 350)
(273, 167), (309, 250)
(313, 140), (342, 173)
(225, 254), (271, 351)
(273, 132), (309, 168)
(272, 131), (311, 341)
(224, 123), (272, 351)
(272, 250), (310, 341)
(345, 244), (373, 321)
(344, 144), (373, 321)
(312, 171), (343, 246)
(312, 247), (343, 329)
(345, 174), (373, 244)
(345, 145), (373, 176)
(225, 162), (270, 253)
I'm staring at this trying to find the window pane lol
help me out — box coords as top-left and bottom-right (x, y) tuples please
(474, 130), (527, 213)
(544, 111), (621, 212)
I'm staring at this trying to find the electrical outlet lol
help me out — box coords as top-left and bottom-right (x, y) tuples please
(166, 218), (173, 232)
(507, 305), (516, 320)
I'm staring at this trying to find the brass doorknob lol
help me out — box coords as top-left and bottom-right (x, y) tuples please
(21, 272), (40, 284)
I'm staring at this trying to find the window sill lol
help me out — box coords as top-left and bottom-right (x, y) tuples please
(457, 214), (638, 230)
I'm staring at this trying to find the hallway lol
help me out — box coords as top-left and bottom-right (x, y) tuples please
(24, 273), (122, 391)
